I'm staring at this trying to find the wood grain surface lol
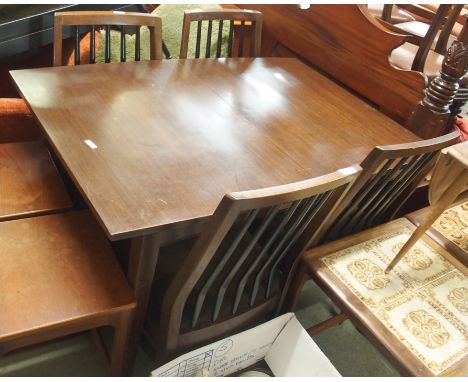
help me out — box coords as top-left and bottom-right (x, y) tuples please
(11, 58), (418, 240)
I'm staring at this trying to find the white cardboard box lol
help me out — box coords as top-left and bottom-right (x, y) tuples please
(151, 313), (341, 377)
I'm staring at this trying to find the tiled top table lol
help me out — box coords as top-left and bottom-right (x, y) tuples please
(304, 218), (467, 376)
(407, 201), (468, 267)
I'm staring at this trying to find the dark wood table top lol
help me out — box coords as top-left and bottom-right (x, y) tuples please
(11, 58), (419, 240)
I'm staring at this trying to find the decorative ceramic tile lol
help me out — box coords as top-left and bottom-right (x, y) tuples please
(321, 241), (411, 311)
(373, 228), (454, 287)
(375, 293), (467, 375)
(321, 229), (454, 310)
(321, 226), (468, 375)
(420, 270), (468, 323)
(432, 202), (468, 253)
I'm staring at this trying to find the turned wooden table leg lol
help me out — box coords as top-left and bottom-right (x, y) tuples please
(122, 233), (161, 376)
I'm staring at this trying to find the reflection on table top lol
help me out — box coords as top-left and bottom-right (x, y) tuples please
(11, 57), (418, 240)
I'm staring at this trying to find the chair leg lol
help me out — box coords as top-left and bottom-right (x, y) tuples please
(285, 263), (309, 311)
(109, 310), (134, 377)
(306, 313), (348, 336)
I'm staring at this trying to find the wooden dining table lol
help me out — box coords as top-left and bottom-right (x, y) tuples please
(11, 57), (419, 373)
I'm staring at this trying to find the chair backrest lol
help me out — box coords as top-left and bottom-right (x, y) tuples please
(53, 11), (162, 66)
(324, 131), (460, 242)
(179, 9), (262, 59)
(411, 4), (464, 71)
(159, 165), (361, 351)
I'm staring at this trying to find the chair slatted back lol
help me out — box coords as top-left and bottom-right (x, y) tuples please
(179, 9), (262, 59)
(325, 132), (460, 242)
(412, 5), (463, 71)
(160, 165), (361, 350)
(53, 11), (162, 66)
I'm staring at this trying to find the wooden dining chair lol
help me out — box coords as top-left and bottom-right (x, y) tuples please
(53, 11), (162, 66)
(386, 140), (468, 272)
(323, 131), (460, 243)
(389, 5), (463, 57)
(389, 9), (468, 133)
(0, 210), (136, 376)
(179, 9), (262, 59)
(285, 131), (460, 313)
(0, 141), (72, 222)
(143, 165), (361, 357)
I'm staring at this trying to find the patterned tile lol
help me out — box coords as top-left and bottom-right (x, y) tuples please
(420, 270), (468, 324)
(322, 240), (410, 311)
(432, 202), (468, 253)
(375, 228), (455, 288)
(321, 227), (467, 375)
(322, 229), (454, 310)
(375, 292), (467, 375)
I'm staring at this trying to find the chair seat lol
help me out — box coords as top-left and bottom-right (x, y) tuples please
(393, 21), (458, 50)
(0, 141), (72, 222)
(303, 218), (468, 376)
(0, 98), (40, 144)
(390, 42), (468, 87)
(406, 201), (468, 267)
(0, 210), (135, 342)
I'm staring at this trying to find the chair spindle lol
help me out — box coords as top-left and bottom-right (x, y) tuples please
(238, 21), (245, 57)
(120, 25), (126, 62)
(135, 26), (141, 61)
(74, 26), (80, 65)
(368, 152), (436, 226)
(216, 20), (223, 58)
(227, 20), (234, 57)
(195, 21), (202, 59)
(205, 20), (212, 58)
(90, 25), (96, 64)
(105, 25), (111, 63)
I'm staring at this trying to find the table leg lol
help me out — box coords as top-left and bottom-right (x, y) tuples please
(122, 233), (161, 376)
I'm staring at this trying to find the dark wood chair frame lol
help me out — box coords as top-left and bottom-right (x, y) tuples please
(323, 131), (461, 242)
(407, 5), (464, 70)
(155, 165), (361, 354)
(380, 5), (462, 60)
(1, 308), (135, 376)
(179, 8), (262, 59)
(0, 211), (137, 376)
(286, 131), (460, 314)
(53, 11), (163, 66)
